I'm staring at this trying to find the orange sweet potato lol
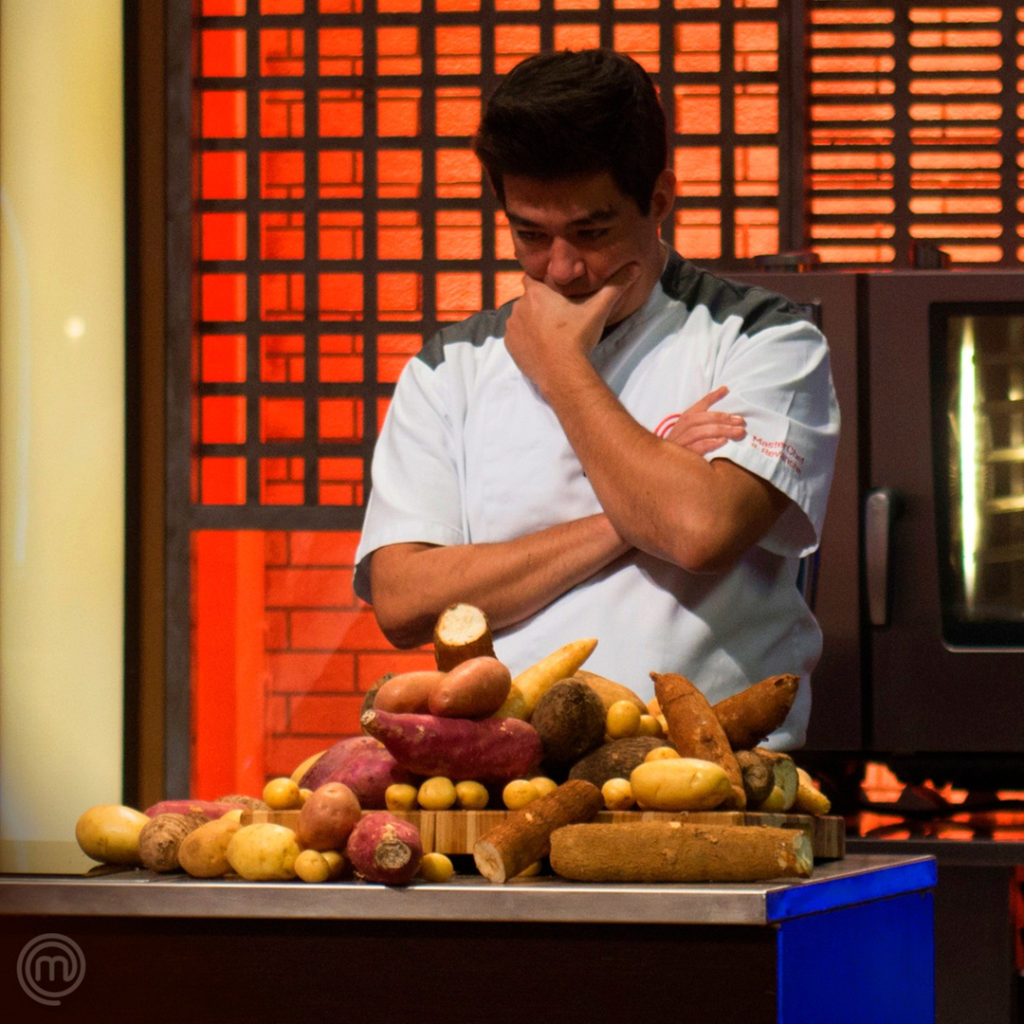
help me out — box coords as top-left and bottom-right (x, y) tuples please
(427, 656), (512, 719)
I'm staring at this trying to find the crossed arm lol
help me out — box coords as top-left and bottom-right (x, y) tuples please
(368, 273), (789, 649)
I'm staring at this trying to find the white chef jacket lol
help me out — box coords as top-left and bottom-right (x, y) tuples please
(354, 251), (840, 748)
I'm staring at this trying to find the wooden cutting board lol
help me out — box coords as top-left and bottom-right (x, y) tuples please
(242, 808), (846, 860)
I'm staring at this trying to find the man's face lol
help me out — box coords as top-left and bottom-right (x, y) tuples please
(503, 168), (675, 324)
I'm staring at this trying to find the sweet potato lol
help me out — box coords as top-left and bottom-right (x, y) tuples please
(143, 799), (240, 819)
(346, 811), (423, 885)
(530, 679), (606, 766)
(298, 734), (420, 808)
(712, 673), (799, 750)
(428, 656), (512, 718)
(360, 708), (543, 783)
(567, 735), (666, 788)
(373, 670), (446, 713)
(496, 637), (598, 719)
(651, 671), (746, 809)
(433, 602), (496, 671)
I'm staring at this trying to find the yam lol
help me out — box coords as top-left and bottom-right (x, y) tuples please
(530, 679), (606, 766)
(712, 674), (799, 750)
(347, 811), (423, 885)
(473, 779), (603, 883)
(567, 735), (665, 788)
(433, 603), (495, 671)
(138, 811), (207, 873)
(360, 708), (543, 783)
(549, 821), (813, 883)
(735, 749), (775, 806)
(651, 671), (746, 809)
(753, 748), (799, 811)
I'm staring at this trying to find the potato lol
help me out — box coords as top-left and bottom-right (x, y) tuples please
(629, 757), (732, 812)
(295, 782), (362, 852)
(75, 804), (150, 866)
(178, 815), (242, 878)
(226, 823), (301, 880)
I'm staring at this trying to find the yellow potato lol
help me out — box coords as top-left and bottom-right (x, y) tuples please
(455, 780), (489, 809)
(385, 783), (420, 812)
(178, 815), (242, 878)
(605, 699), (642, 739)
(419, 852), (455, 882)
(502, 778), (540, 810)
(226, 823), (301, 880)
(629, 757), (732, 811)
(75, 804), (150, 866)
(417, 777), (457, 810)
(262, 776), (303, 810)
(601, 777), (635, 811)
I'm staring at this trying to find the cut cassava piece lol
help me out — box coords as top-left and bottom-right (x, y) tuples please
(473, 779), (603, 883)
(753, 748), (799, 811)
(433, 603), (495, 671)
(652, 671), (746, 809)
(496, 637), (598, 719)
(548, 820), (813, 883)
(712, 673), (799, 750)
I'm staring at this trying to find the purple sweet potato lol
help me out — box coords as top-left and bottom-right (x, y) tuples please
(143, 799), (239, 820)
(298, 735), (420, 808)
(360, 708), (543, 783)
(346, 811), (423, 885)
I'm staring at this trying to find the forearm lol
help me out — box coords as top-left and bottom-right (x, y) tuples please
(538, 363), (785, 571)
(368, 513), (631, 648)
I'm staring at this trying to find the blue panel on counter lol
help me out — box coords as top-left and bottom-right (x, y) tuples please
(776, 889), (935, 1024)
(765, 855), (937, 922)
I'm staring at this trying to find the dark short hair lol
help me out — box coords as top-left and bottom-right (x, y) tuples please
(472, 49), (669, 215)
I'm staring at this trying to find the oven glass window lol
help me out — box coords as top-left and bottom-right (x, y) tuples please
(936, 307), (1024, 646)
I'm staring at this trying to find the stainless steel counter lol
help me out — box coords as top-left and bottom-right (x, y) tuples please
(0, 852), (935, 925)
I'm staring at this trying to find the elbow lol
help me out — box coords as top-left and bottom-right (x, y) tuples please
(372, 601), (433, 650)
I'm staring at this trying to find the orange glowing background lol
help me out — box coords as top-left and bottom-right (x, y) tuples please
(186, 1), (1024, 799)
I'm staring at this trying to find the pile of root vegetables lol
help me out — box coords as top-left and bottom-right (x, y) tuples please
(75, 602), (833, 887)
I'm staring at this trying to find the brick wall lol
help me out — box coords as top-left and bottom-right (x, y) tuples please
(262, 529), (434, 780)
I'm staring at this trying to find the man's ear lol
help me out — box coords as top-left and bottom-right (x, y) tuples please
(650, 168), (677, 224)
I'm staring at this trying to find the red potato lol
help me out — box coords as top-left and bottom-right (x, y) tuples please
(346, 811), (423, 885)
(295, 782), (362, 852)
(360, 708), (543, 783)
(298, 735), (421, 808)
(143, 800), (240, 820)
(427, 656), (513, 719)
(372, 670), (447, 714)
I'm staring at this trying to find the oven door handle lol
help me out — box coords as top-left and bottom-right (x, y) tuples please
(865, 487), (900, 626)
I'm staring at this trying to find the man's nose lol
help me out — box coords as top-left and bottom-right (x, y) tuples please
(547, 237), (585, 285)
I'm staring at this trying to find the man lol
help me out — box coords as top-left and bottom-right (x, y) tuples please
(354, 49), (839, 748)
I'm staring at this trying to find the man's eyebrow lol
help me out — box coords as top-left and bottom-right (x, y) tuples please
(506, 206), (618, 228)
